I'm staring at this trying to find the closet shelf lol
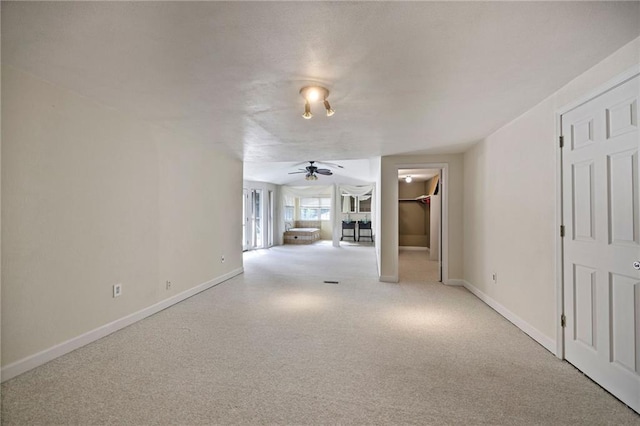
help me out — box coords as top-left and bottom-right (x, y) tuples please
(399, 195), (430, 203)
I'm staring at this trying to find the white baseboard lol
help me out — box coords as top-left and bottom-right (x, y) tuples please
(379, 275), (399, 283)
(445, 279), (465, 286)
(399, 246), (429, 251)
(461, 279), (556, 354)
(1, 267), (244, 382)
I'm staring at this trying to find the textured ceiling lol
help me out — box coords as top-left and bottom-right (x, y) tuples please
(3, 2), (639, 183)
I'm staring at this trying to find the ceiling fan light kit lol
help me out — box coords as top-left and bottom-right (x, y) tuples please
(300, 86), (334, 118)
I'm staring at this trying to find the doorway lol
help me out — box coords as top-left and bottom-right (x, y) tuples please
(398, 168), (442, 282)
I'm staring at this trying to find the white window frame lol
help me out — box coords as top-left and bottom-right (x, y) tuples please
(299, 196), (331, 221)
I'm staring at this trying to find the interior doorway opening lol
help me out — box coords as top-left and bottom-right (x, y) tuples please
(398, 168), (442, 282)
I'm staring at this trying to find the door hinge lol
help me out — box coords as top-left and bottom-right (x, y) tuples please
(559, 135), (564, 148)
(561, 314), (566, 328)
(560, 225), (565, 237)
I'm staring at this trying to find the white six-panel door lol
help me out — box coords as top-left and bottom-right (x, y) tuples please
(562, 74), (640, 413)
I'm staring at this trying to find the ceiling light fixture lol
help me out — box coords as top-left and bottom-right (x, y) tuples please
(405, 176), (412, 183)
(300, 86), (334, 119)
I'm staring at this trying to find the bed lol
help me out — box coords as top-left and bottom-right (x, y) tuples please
(284, 220), (321, 245)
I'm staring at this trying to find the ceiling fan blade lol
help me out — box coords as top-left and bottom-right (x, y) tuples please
(288, 171), (307, 174)
(316, 170), (333, 175)
(292, 161), (313, 168)
(292, 161), (344, 169)
(315, 161), (344, 169)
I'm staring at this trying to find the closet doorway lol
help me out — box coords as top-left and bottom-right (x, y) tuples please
(398, 168), (442, 282)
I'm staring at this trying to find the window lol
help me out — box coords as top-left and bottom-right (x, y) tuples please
(284, 195), (295, 221)
(299, 197), (331, 220)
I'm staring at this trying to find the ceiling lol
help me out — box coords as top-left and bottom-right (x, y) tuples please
(3, 2), (639, 184)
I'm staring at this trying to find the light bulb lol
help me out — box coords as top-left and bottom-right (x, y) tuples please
(324, 100), (335, 116)
(405, 176), (412, 183)
(307, 88), (320, 102)
(302, 101), (312, 119)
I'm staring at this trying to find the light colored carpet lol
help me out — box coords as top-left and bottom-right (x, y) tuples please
(399, 247), (440, 283)
(2, 242), (639, 424)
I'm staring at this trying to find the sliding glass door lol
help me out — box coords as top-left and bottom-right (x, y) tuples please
(243, 186), (273, 251)
(268, 190), (274, 247)
(252, 189), (262, 249)
(242, 188), (250, 251)
(242, 188), (263, 250)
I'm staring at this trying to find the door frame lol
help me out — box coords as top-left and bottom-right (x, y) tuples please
(554, 65), (640, 359)
(395, 162), (449, 285)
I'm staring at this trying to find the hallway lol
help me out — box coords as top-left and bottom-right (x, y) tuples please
(2, 243), (638, 424)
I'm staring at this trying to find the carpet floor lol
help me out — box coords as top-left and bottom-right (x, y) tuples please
(2, 241), (639, 424)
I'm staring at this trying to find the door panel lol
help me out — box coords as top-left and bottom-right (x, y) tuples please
(562, 74), (640, 413)
(609, 273), (639, 373)
(571, 116), (594, 149)
(608, 150), (639, 245)
(573, 264), (597, 349)
(572, 161), (595, 241)
(607, 98), (637, 139)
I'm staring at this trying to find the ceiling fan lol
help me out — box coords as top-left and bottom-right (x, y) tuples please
(288, 161), (343, 181)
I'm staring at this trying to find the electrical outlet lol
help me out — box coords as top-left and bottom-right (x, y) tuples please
(491, 272), (498, 284)
(113, 283), (122, 298)
(221, 255), (225, 263)
(166, 280), (172, 290)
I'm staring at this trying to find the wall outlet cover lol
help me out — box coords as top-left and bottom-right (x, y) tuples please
(113, 283), (122, 298)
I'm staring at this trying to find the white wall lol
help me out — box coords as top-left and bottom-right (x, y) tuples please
(463, 37), (640, 350)
(1, 67), (243, 369)
(380, 154), (464, 283)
